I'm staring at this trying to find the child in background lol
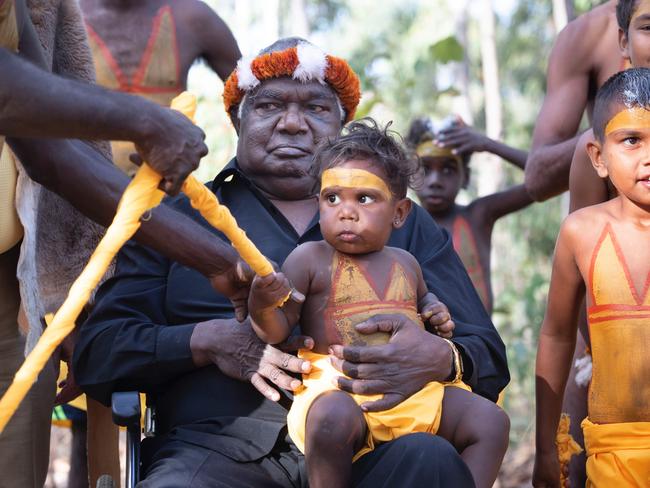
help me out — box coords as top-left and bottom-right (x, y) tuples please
(248, 119), (509, 488)
(534, 68), (650, 487)
(407, 117), (532, 314)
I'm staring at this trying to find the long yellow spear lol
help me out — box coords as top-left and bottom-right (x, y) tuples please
(0, 92), (283, 432)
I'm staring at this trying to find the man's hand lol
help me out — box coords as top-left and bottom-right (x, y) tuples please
(132, 108), (208, 196)
(190, 318), (313, 401)
(328, 314), (452, 412)
(249, 272), (292, 312)
(208, 258), (254, 322)
(436, 123), (490, 156)
(533, 450), (565, 488)
(55, 332), (83, 405)
(419, 293), (454, 339)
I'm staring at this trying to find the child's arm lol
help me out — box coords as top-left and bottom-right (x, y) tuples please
(248, 244), (312, 345)
(436, 122), (528, 170)
(411, 254), (455, 338)
(472, 184), (533, 225)
(533, 218), (585, 487)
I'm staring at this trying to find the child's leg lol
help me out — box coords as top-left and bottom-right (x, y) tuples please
(437, 386), (510, 488)
(305, 390), (367, 488)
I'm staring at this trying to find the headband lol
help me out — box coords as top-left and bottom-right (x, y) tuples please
(416, 140), (463, 164)
(223, 42), (361, 124)
(321, 168), (392, 199)
(605, 106), (650, 135)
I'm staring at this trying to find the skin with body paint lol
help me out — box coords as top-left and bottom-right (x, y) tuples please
(414, 134), (531, 314)
(563, 4), (650, 485)
(534, 100), (650, 488)
(249, 158), (509, 488)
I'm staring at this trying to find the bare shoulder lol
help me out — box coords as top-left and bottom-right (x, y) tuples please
(173, 0), (224, 25)
(385, 246), (421, 273)
(551, 2), (616, 71)
(284, 241), (332, 268)
(561, 202), (610, 245)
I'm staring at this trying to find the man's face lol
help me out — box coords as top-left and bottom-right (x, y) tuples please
(415, 156), (466, 216)
(235, 77), (343, 200)
(621, 0), (650, 68)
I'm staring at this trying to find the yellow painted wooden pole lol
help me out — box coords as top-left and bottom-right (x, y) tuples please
(0, 92), (281, 432)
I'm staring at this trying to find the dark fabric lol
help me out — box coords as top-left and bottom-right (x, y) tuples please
(74, 158), (508, 481)
(138, 432), (475, 488)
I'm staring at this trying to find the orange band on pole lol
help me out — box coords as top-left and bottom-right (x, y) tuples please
(321, 168), (392, 199)
(605, 107), (650, 135)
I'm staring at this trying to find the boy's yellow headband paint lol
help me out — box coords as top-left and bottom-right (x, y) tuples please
(416, 140), (462, 164)
(605, 107), (650, 135)
(321, 168), (392, 199)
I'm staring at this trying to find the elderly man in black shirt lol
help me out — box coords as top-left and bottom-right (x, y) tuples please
(74, 38), (509, 487)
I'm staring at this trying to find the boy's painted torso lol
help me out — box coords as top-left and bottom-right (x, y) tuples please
(433, 205), (493, 314)
(585, 222), (650, 424)
(451, 215), (491, 312)
(85, 4), (182, 174)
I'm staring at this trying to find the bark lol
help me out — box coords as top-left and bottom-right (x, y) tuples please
(553, 0), (571, 33)
(289, 0), (310, 38)
(477, 0), (503, 196)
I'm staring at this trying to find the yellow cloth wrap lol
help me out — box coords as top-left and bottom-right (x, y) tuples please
(605, 107), (650, 136)
(0, 0), (18, 178)
(321, 168), (392, 200)
(582, 418), (650, 487)
(287, 350), (446, 461)
(556, 413), (583, 486)
(0, 146), (22, 254)
(0, 0), (18, 53)
(0, 92), (278, 432)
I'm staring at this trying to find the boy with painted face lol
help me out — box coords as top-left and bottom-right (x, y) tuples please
(534, 68), (650, 488)
(248, 120), (509, 488)
(408, 117), (532, 314)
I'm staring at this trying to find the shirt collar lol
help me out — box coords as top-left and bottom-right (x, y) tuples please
(210, 158), (321, 240)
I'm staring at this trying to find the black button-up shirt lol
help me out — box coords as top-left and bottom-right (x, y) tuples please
(74, 159), (508, 461)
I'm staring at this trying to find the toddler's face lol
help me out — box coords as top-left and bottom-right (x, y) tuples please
(416, 156), (466, 215)
(319, 159), (405, 254)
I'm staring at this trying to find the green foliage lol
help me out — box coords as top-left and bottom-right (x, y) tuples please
(428, 36), (464, 64)
(574, 0), (608, 15)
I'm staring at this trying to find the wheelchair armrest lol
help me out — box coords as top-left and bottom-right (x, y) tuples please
(111, 391), (141, 428)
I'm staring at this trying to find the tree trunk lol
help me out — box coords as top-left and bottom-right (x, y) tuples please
(452, 0), (473, 125)
(477, 0), (503, 196)
(565, 0), (576, 22)
(289, 0), (310, 38)
(553, 0), (571, 33)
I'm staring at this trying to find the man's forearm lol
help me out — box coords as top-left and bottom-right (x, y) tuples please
(8, 137), (239, 277)
(0, 48), (163, 147)
(525, 136), (580, 201)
